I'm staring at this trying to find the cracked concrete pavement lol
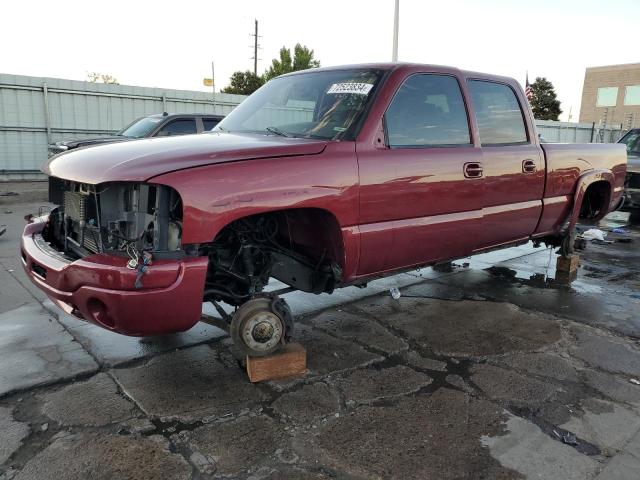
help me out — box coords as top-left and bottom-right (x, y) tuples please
(1, 182), (640, 479)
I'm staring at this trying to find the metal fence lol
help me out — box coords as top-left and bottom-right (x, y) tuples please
(535, 119), (626, 144)
(0, 73), (246, 180)
(0, 73), (631, 181)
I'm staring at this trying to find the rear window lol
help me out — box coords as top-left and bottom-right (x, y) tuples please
(467, 80), (528, 145)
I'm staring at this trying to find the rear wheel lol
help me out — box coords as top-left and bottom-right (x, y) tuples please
(230, 297), (286, 357)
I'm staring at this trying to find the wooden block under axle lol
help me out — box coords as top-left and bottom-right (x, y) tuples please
(556, 254), (580, 273)
(246, 343), (307, 383)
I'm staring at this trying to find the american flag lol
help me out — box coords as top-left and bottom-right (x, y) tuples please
(525, 73), (533, 101)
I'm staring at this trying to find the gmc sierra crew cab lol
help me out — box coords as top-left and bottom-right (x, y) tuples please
(22, 63), (627, 357)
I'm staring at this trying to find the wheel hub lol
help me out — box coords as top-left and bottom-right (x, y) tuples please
(242, 311), (283, 353)
(252, 321), (275, 343)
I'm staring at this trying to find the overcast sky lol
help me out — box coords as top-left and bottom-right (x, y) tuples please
(3, 0), (639, 121)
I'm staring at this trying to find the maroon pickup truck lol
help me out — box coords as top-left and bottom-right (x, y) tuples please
(22, 63), (627, 356)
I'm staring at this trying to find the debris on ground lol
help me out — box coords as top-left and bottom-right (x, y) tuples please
(554, 430), (578, 446)
(630, 378), (640, 386)
(0, 225), (6, 237)
(389, 287), (401, 300)
(0, 191), (18, 196)
(582, 229), (607, 241)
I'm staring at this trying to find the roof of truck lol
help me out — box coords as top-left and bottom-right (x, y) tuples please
(281, 62), (518, 85)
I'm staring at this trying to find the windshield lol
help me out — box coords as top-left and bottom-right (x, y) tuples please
(215, 68), (384, 140)
(620, 130), (640, 155)
(118, 117), (164, 138)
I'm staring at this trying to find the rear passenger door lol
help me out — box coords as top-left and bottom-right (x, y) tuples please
(466, 80), (545, 250)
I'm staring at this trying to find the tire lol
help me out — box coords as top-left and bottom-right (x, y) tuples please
(230, 297), (285, 357)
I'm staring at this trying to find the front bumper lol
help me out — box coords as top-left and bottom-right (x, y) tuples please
(21, 219), (209, 336)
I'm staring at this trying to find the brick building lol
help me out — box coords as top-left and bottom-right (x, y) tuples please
(579, 63), (640, 128)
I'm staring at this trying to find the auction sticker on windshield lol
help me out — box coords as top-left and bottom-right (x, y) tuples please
(327, 83), (373, 95)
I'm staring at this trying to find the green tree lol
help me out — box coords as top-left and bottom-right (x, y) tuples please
(530, 77), (562, 121)
(264, 44), (320, 81)
(222, 71), (265, 95)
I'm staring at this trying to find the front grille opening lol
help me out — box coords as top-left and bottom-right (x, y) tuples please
(31, 263), (47, 279)
(45, 180), (183, 259)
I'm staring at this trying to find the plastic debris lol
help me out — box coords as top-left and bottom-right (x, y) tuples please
(630, 378), (640, 386)
(582, 229), (607, 241)
(389, 287), (401, 300)
(612, 227), (629, 234)
(0, 225), (6, 238)
(561, 431), (577, 445)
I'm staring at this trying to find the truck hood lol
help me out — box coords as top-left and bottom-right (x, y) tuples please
(43, 132), (328, 184)
(51, 136), (131, 149)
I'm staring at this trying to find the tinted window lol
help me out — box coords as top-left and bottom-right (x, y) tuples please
(385, 74), (471, 147)
(620, 130), (640, 155)
(156, 119), (197, 136)
(118, 117), (163, 138)
(467, 80), (528, 145)
(203, 117), (221, 131)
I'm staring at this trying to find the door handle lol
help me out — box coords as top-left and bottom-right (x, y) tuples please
(464, 162), (483, 178)
(522, 159), (537, 173)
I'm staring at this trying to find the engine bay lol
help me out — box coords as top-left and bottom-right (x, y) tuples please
(46, 177), (183, 260)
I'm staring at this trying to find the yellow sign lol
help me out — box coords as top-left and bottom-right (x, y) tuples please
(203, 78), (214, 87)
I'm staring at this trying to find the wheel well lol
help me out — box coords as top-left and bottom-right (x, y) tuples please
(202, 208), (345, 305)
(579, 181), (610, 220)
(216, 208), (345, 270)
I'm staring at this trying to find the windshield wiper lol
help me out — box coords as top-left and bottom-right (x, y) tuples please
(266, 126), (292, 138)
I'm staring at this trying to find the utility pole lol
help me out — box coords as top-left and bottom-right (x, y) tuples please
(211, 61), (215, 95)
(250, 19), (260, 75)
(392, 0), (399, 61)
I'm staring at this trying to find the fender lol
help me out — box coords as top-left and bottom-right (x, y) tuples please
(566, 169), (613, 232)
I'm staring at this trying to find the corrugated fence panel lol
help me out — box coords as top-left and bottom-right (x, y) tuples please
(0, 73), (246, 178)
(534, 120), (625, 144)
(0, 72), (630, 180)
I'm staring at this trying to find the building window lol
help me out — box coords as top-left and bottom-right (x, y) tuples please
(624, 85), (640, 106)
(596, 87), (618, 107)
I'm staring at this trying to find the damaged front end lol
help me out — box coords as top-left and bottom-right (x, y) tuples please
(46, 177), (183, 263)
(20, 177), (209, 336)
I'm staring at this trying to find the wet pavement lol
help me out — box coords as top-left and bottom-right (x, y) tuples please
(1, 183), (640, 479)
